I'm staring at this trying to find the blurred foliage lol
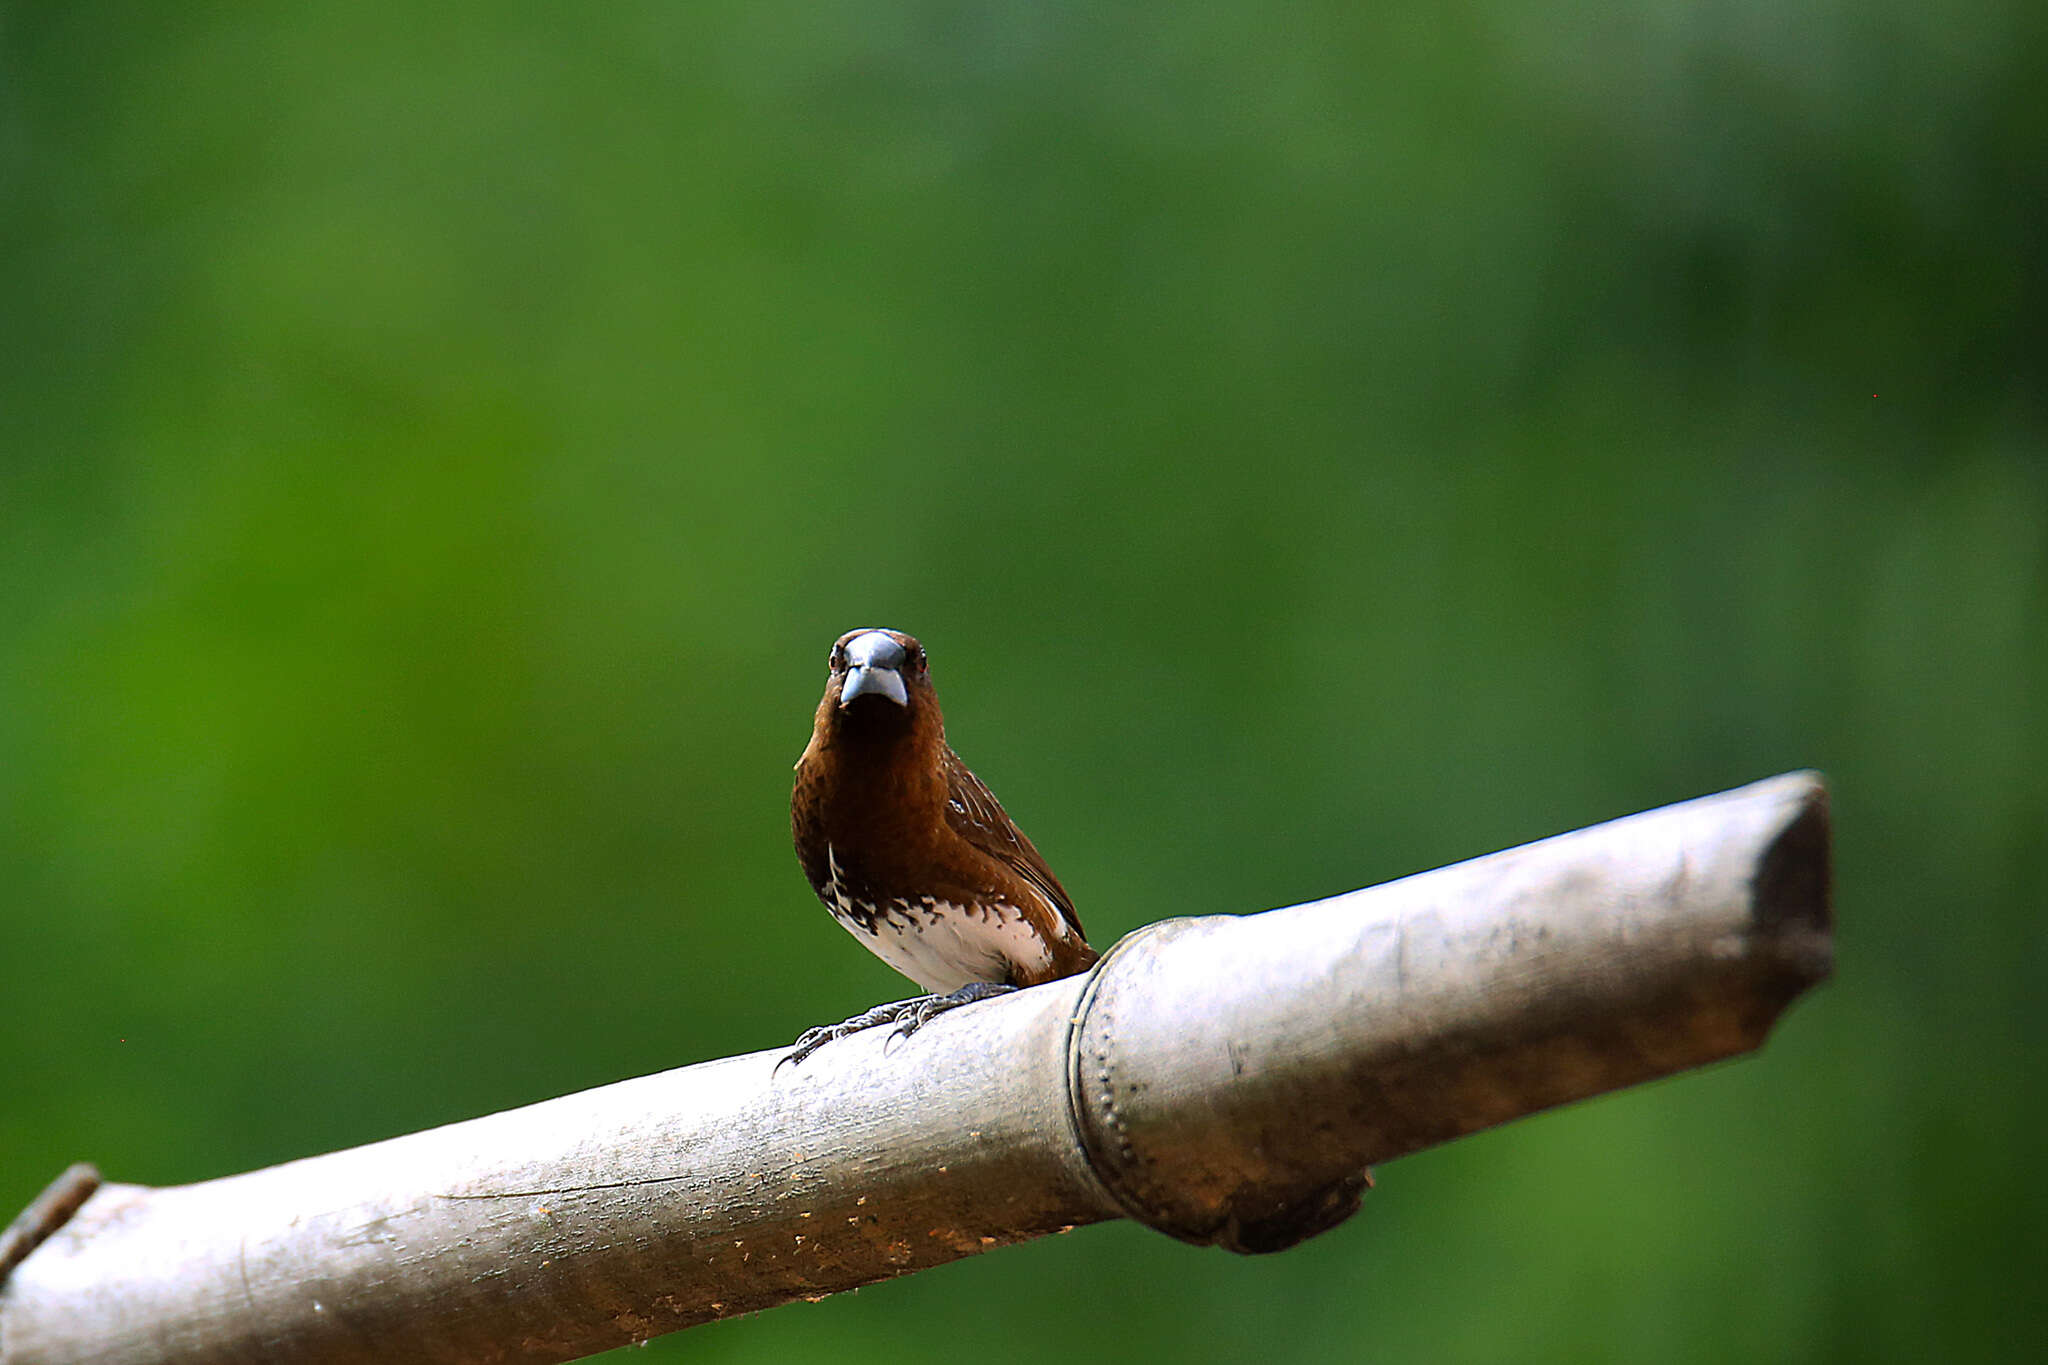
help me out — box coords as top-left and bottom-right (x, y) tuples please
(2, 1), (2042, 1361)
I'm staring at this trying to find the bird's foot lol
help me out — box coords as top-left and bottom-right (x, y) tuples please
(779, 982), (1017, 1069)
(888, 981), (1015, 1042)
(781, 997), (923, 1069)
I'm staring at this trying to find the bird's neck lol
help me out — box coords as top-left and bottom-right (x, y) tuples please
(807, 708), (948, 838)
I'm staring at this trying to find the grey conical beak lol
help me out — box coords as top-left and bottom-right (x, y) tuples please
(841, 663), (908, 707)
(839, 630), (910, 708)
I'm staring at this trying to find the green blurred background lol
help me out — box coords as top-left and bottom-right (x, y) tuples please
(3, 2), (2042, 1360)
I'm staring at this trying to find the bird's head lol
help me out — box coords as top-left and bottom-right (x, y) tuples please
(822, 627), (937, 728)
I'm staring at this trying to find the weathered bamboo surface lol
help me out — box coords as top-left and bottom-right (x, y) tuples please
(0, 772), (1831, 1365)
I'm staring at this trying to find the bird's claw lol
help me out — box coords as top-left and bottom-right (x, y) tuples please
(779, 998), (915, 1070)
(778, 983), (1018, 1070)
(886, 981), (1014, 1042)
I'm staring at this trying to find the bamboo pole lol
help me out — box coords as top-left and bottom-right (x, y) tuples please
(0, 772), (1832, 1365)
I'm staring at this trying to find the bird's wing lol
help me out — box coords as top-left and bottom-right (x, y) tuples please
(940, 748), (1088, 943)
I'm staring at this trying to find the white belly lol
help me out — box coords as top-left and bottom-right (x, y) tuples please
(827, 895), (1054, 995)
(815, 842), (1060, 994)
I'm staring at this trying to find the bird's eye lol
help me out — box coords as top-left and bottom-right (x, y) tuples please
(829, 646), (845, 670)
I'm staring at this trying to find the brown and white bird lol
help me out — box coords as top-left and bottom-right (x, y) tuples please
(785, 628), (1097, 1063)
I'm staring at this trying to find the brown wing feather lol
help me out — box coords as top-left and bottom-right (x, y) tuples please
(940, 748), (1087, 943)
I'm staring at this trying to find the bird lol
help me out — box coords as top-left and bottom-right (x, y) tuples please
(785, 627), (1097, 1064)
